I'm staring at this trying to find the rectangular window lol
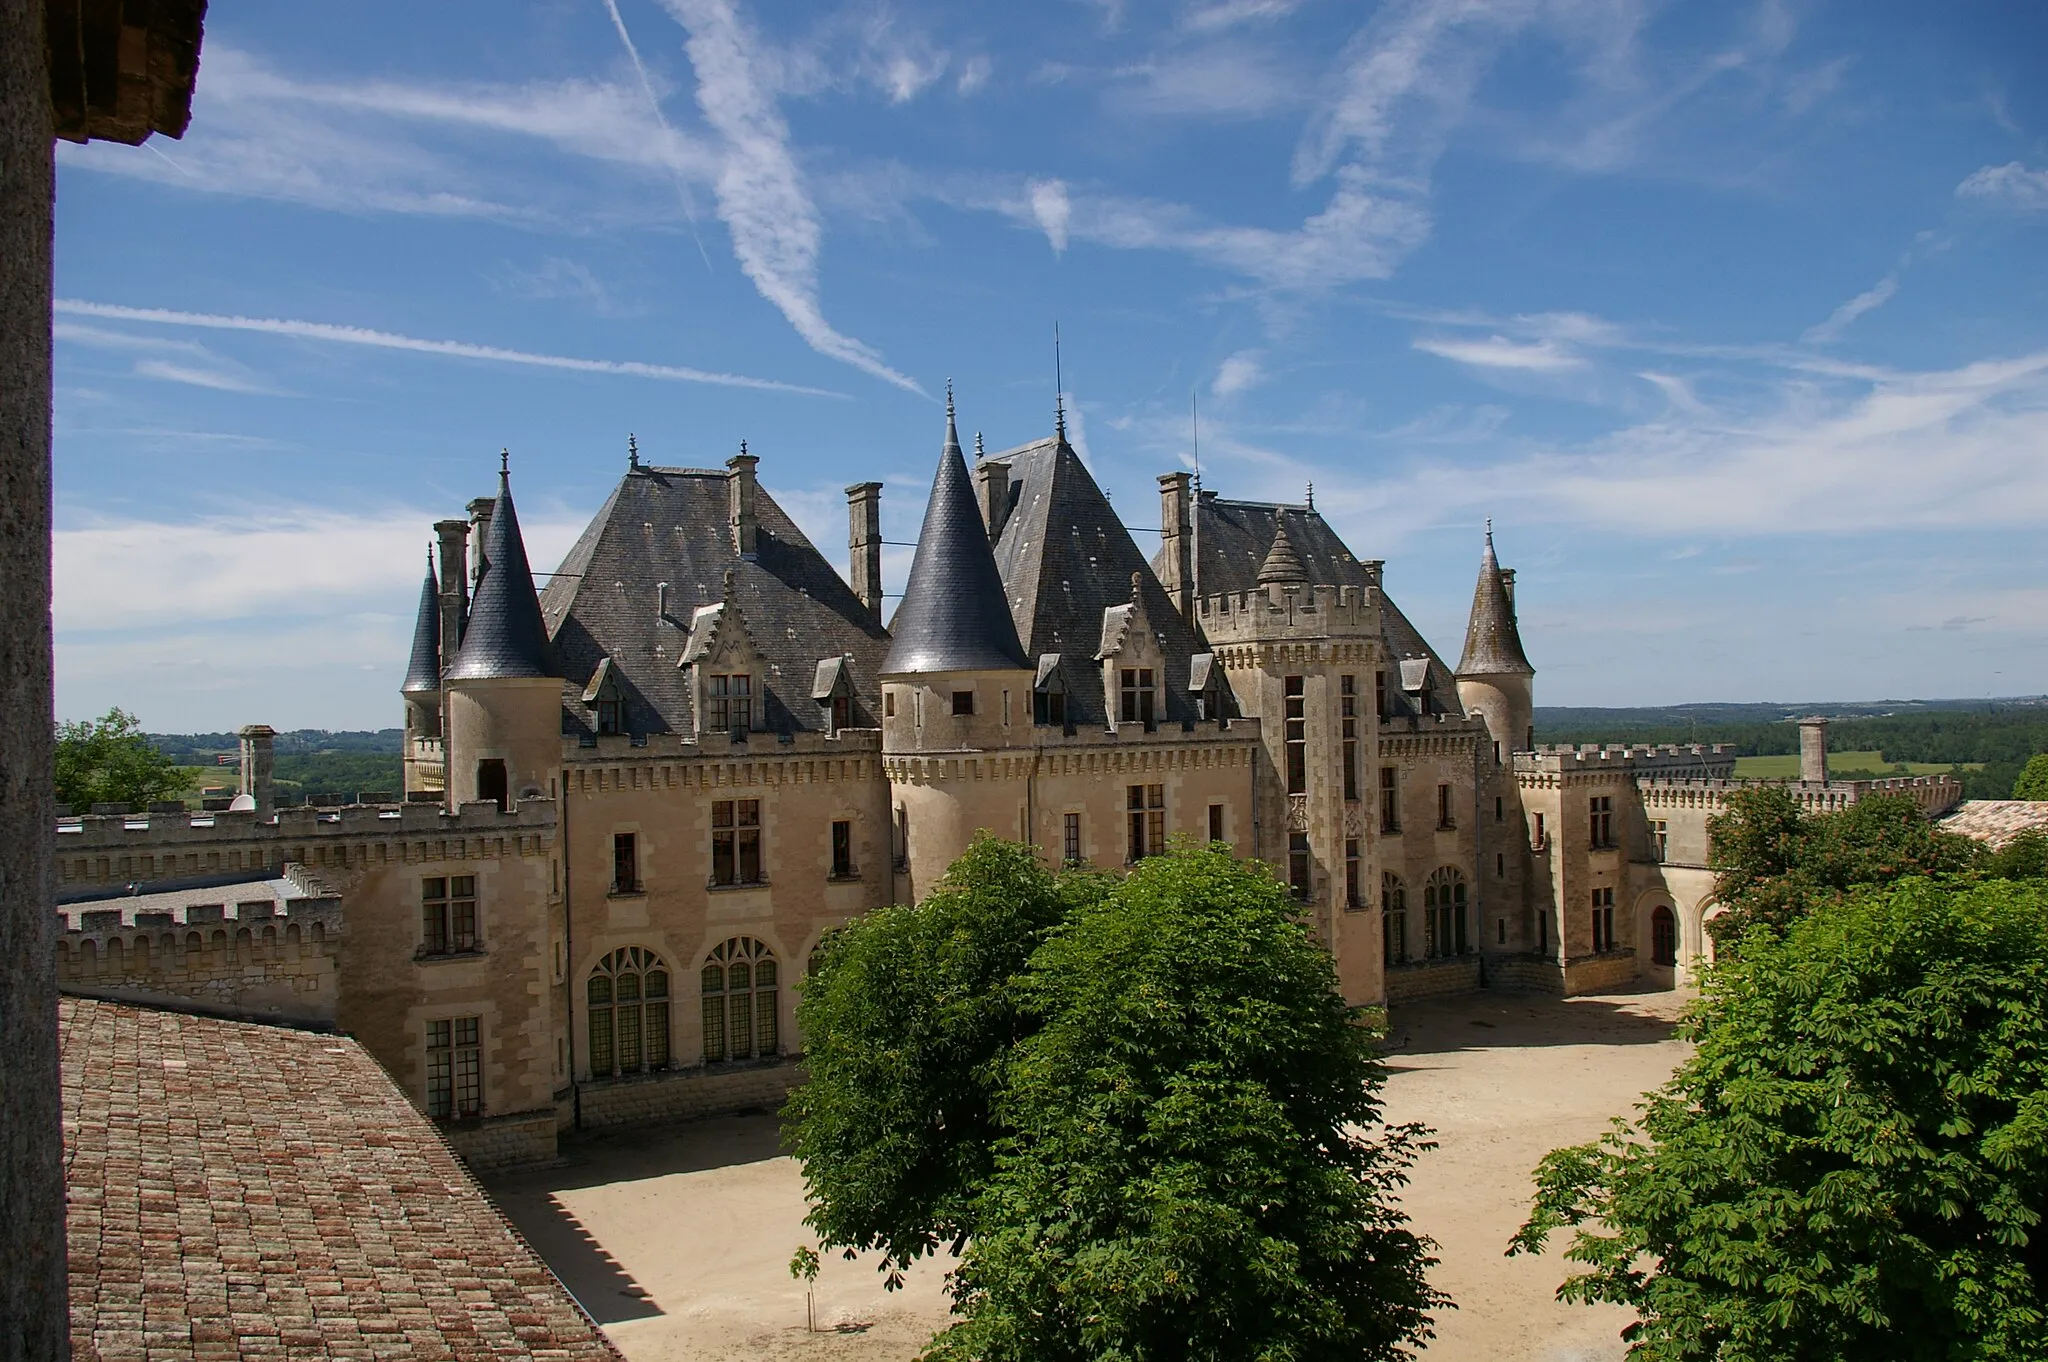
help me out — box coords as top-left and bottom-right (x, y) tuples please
(596, 697), (622, 736)
(830, 694), (851, 733)
(712, 800), (763, 886)
(706, 673), (752, 736)
(952, 689), (975, 716)
(1533, 812), (1547, 849)
(418, 874), (477, 953)
(1590, 796), (1614, 848)
(1496, 851), (1505, 877)
(885, 691), (895, 718)
(1035, 689), (1067, 727)
(612, 834), (638, 894)
(1063, 812), (1083, 866)
(1208, 803), (1225, 844)
(1288, 832), (1311, 901)
(1002, 689), (1012, 726)
(1379, 767), (1400, 834)
(1495, 795), (1504, 822)
(1653, 819), (1669, 862)
(1284, 675), (1306, 795)
(1592, 887), (1616, 951)
(425, 1017), (481, 1120)
(830, 820), (854, 878)
(1437, 783), (1455, 830)
(1126, 784), (1165, 861)
(1344, 838), (1362, 910)
(1341, 675), (1359, 801)
(1119, 668), (1157, 729)
(1375, 669), (1388, 719)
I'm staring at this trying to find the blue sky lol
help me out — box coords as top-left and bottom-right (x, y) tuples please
(52, 0), (2048, 732)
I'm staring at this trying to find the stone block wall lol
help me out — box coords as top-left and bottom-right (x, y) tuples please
(1384, 956), (1482, 1003)
(1486, 954), (1566, 995)
(56, 890), (342, 1025)
(443, 1109), (559, 1173)
(1562, 949), (1641, 997)
(578, 1059), (803, 1131)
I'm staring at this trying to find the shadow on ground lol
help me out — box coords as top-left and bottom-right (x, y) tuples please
(1385, 990), (1688, 1057)
(487, 1183), (663, 1326)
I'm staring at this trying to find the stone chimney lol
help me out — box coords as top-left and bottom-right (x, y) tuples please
(727, 446), (759, 557)
(1798, 716), (1830, 784)
(434, 518), (470, 668)
(976, 459), (1012, 542)
(466, 496), (495, 592)
(238, 725), (276, 814)
(1157, 472), (1193, 620)
(846, 481), (882, 619)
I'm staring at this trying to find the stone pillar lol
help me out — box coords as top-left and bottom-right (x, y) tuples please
(728, 449), (759, 556)
(466, 496), (495, 591)
(0, 0), (66, 1345)
(239, 725), (277, 813)
(975, 459), (1012, 542)
(1798, 716), (1829, 784)
(434, 518), (470, 666)
(1157, 472), (1193, 621)
(846, 481), (882, 619)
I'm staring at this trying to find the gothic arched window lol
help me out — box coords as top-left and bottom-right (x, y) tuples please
(1382, 872), (1408, 965)
(702, 936), (779, 1063)
(587, 946), (671, 1078)
(1423, 867), (1468, 958)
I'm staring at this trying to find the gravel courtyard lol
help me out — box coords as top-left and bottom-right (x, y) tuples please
(485, 988), (1693, 1361)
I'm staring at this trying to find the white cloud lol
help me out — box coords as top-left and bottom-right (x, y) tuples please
(956, 55), (992, 95)
(1108, 45), (1304, 118)
(1635, 370), (1707, 415)
(1181, 0), (1304, 33)
(1802, 273), (1898, 344)
(131, 359), (276, 394)
(53, 300), (839, 396)
(1413, 334), (1586, 372)
(1213, 350), (1265, 397)
(660, 0), (924, 395)
(1028, 178), (1071, 253)
(1957, 162), (2048, 213)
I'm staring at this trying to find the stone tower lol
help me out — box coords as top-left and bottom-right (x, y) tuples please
(1454, 524), (1535, 763)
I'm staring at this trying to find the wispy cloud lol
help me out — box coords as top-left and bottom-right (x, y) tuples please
(1181, 0), (1305, 34)
(132, 360), (278, 395)
(54, 300), (843, 396)
(1802, 272), (1899, 344)
(1213, 350), (1265, 397)
(660, 0), (924, 395)
(1413, 334), (1586, 372)
(956, 55), (992, 96)
(1957, 162), (2048, 213)
(1029, 179), (1071, 253)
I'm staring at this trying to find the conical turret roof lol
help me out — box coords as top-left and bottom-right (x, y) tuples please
(447, 464), (554, 681)
(882, 398), (1028, 675)
(1456, 525), (1533, 677)
(1256, 519), (1309, 585)
(401, 556), (441, 694)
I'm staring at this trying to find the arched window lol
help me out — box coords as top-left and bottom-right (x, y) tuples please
(1651, 905), (1677, 967)
(1381, 872), (1408, 965)
(587, 946), (671, 1078)
(702, 936), (778, 1063)
(1423, 868), (1468, 958)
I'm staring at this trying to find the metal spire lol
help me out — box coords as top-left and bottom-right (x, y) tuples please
(1054, 323), (1066, 441)
(500, 447), (510, 475)
(628, 433), (639, 469)
(1306, 481), (1315, 510)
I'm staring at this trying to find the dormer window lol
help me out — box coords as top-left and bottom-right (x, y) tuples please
(830, 695), (851, 731)
(706, 674), (751, 737)
(1036, 690), (1066, 726)
(596, 698), (622, 736)
(1119, 668), (1155, 730)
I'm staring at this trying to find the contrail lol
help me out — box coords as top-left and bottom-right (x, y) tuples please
(55, 300), (844, 397)
(600, 0), (715, 272)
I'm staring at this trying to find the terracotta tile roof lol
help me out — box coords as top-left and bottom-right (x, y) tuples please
(1940, 799), (2048, 849)
(62, 997), (620, 1360)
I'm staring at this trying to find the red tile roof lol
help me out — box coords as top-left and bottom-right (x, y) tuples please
(61, 997), (621, 1360)
(1941, 799), (2048, 849)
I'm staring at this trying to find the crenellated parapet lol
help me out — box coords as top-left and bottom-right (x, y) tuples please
(882, 724), (1259, 787)
(1635, 772), (1963, 818)
(1195, 583), (1381, 646)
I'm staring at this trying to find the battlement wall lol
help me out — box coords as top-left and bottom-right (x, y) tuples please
(1194, 583), (1381, 642)
(565, 725), (885, 762)
(1518, 743), (1739, 773)
(1635, 773), (1963, 818)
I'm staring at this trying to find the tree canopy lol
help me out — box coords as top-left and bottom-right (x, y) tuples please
(790, 837), (1444, 1360)
(2014, 753), (2048, 801)
(54, 708), (184, 811)
(1512, 875), (2048, 1360)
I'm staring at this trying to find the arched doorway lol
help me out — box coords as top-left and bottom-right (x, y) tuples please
(1651, 905), (1677, 967)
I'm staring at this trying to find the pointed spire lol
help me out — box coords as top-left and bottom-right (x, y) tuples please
(882, 396), (1028, 675)
(1054, 323), (1067, 442)
(1256, 519), (1309, 586)
(628, 433), (639, 470)
(446, 459), (554, 681)
(1456, 521), (1533, 677)
(401, 552), (441, 694)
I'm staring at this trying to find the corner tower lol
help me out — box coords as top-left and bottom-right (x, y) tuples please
(1454, 522), (1535, 760)
(443, 455), (561, 810)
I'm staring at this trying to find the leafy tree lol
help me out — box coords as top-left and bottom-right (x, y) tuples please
(1512, 876), (2048, 1360)
(2014, 754), (2048, 801)
(791, 838), (1445, 1360)
(1706, 788), (1981, 944)
(1986, 830), (2048, 882)
(54, 708), (184, 811)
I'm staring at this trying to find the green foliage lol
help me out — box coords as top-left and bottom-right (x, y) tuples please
(790, 838), (1444, 1360)
(1986, 832), (2048, 882)
(789, 1244), (820, 1284)
(1512, 877), (2048, 1360)
(54, 708), (185, 810)
(1706, 788), (1983, 944)
(2014, 754), (2048, 801)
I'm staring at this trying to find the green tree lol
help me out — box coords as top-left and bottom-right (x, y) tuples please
(1986, 830), (2048, 882)
(2014, 754), (2048, 801)
(54, 708), (183, 811)
(1512, 876), (2048, 1360)
(1706, 788), (1982, 945)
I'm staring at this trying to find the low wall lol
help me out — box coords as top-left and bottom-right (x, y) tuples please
(1562, 949), (1641, 996)
(1486, 954), (1565, 995)
(1385, 956), (1481, 1003)
(443, 1108), (559, 1172)
(578, 1058), (804, 1131)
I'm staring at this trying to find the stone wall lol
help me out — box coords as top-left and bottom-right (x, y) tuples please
(443, 1109), (559, 1173)
(577, 1059), (804, 1131)
(1384, 956), (1482, 1003)
(1486, 954), (1566, 995)
(1562, 950), (1641, 996)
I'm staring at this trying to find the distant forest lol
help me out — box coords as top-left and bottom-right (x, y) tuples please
(1534, 699), (2048, 800)
(152, 729), (404, 803)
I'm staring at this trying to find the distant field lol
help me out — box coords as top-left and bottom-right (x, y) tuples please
(1731, 751), (1981, 779)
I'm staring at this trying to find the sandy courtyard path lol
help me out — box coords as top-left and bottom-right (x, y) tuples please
(484, 988), (1693, 1360)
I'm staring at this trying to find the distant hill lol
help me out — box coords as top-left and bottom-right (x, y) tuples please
(150, 729), (405, 803)
(149, 729), (404, 760)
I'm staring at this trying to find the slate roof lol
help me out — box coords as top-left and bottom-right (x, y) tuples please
(447, 470), (553, 682)
(61, 997), (621, 1361)
(1457, 527), (1534, 677)
(1165, 494), (1461, 717)
(540, 462), (890, 737)
(989, 435), (1220, 728)
(401, 559), (441, 695)
(882, 405), (1029, 675)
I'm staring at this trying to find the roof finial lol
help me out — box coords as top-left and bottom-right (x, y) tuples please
(739, 437), (748, 458)
(628, 433), (639, 470)
(946, 377), (954, 419)
(1486, 516), (1494, 543)
(1054, 321), (1067, 442)
(1190, 390), (1200, 492)
(1305, 480), (1315, 510)
(975, 430), (985, 460)
(500, 447), (510, 476)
